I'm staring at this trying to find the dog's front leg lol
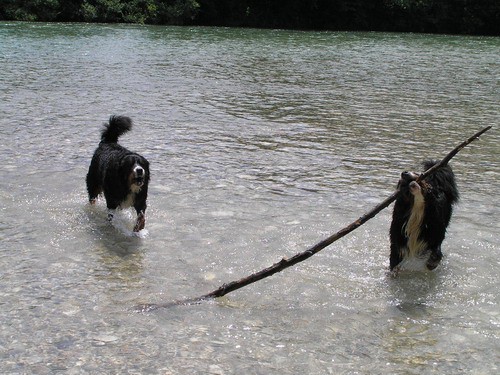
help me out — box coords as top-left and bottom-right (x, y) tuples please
(426, 247), (443, 270)
(134, 212), (145, 232)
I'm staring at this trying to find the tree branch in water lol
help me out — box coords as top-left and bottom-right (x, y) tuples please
(136, 125), (492, 312)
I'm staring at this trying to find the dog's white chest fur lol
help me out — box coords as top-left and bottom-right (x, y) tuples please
(120, 183), (142, 209)
(120, 192), (136, 209)
(398, 194), (430, 271)
(405, 195), (426, 257)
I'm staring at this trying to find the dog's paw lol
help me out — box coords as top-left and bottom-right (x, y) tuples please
(426, 253), (442, 270)
(133, 214), (145, 232)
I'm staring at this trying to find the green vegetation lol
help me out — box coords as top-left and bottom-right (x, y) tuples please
(0, 0), (199, 24)
(1, 0), (498, 35)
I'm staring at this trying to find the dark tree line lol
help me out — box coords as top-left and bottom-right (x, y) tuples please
(1, 0), (499, 35)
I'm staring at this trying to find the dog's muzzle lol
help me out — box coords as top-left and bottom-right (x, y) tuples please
(401, 171), (419, 181)
(133, 166), (145, 186)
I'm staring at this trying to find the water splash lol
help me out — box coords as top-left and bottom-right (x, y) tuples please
(109, 210), (149, 239)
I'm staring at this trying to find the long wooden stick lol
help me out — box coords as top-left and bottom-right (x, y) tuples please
(136, 126), (492, 312)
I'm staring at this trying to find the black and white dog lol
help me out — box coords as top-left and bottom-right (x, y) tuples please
(86, 115), (150, 232)
(390, 160), (459, 271)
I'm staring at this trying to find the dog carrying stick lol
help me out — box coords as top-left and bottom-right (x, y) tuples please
(137, 126), (492, 312)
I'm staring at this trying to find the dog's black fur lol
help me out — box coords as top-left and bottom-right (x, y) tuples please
(86, 115), (150, 232)
(390, 160), (459, 271)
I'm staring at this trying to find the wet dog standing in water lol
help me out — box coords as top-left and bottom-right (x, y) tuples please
(390, 160), (459, 272)
(86, 116), (150, 232)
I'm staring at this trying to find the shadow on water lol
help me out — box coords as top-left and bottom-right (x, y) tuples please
(386, 270), (442, 317)
(387, 267), (446, 319)
(82, 204), (147, 285)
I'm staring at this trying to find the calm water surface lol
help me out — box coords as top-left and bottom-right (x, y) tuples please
(1, 22), (499, 374)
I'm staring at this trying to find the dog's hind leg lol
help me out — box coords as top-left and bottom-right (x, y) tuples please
(88, 189), (101, 205)
(86, 175), (101, 204)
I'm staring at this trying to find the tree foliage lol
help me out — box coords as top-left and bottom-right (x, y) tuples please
(0, 0), (200, 24)
(0, 0), (498, 35)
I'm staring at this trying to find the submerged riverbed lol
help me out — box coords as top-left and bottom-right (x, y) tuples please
(0, 22), (499, 374)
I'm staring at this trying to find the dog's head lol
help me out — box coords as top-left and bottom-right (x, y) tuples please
(120, 155), (149, 192)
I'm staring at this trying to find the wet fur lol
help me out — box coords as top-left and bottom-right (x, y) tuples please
(390, 160), (459, 271)
(86, 116), (150, 232)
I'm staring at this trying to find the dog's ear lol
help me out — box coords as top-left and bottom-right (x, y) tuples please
(118, 156), (134, 184)
(141, 157), (150, 171)
(119, 157), (130, 173)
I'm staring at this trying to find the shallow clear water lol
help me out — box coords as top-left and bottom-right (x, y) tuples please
(0, 22), (499, 374)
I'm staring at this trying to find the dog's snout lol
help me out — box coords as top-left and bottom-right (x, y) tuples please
(134, 166), (144, 176)
(401, 170), (420, 182)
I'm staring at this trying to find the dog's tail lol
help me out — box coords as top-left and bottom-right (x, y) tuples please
(101, 115), (132, 143)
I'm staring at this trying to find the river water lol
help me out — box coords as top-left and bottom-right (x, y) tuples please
(0, 22), (499, 374)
